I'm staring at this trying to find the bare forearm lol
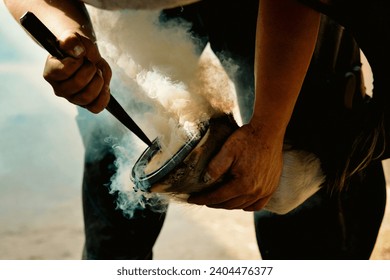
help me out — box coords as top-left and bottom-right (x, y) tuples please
(4, 0), (95, 39)
(252, 0), (320, 138)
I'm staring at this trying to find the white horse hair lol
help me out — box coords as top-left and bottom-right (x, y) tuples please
(264, 147), (325, 214)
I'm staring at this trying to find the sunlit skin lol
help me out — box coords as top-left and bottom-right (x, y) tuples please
(43, 31), (112, 113)
(4, 0), (320, 211)
(189, 0), (320, 210)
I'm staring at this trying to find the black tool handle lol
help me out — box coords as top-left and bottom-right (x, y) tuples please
(20, 12), (65, 59)
(20, 12), (152, 146)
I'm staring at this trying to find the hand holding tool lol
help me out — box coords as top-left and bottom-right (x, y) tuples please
(20, 11), (152, 146)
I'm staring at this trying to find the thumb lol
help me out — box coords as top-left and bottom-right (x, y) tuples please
(203, 148), (234, 184)
(58, 31), (86, 59)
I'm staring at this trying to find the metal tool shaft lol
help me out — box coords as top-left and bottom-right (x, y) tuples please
(20, 11), (152, 146)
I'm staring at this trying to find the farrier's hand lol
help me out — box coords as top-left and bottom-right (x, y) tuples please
(43, 31), (112, 113)
(188, 123), (284, 211)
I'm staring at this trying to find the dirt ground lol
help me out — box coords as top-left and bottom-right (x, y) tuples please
(0, 184), (389, 260)
(0, 178), (390, 260)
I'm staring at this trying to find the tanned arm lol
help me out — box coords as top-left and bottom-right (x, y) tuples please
(189, 0), (320, 211)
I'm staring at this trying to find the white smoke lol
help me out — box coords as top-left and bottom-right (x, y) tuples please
(86, 7), (239, 217)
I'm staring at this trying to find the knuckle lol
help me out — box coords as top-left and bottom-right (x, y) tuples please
(90, 92), (110, 113)
(59, 31), (78, 42)
(98, 60), (112, 78)
(58, 32), (83, 54)
(85, 45), (101, 63)
(105, 64), (112, 79)
(43, 72), (52, 82)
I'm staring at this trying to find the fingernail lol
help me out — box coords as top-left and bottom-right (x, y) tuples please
(203, 172), (212, 183)
(97, 69), (103, 77)
(72, 45), (85, 57)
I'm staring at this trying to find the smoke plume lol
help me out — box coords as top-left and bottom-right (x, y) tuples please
(86, 7), (239, 217)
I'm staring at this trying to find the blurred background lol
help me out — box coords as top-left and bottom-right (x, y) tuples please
(0, 2), (389, 260)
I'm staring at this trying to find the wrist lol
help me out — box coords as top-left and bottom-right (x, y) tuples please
(250, 108), (290, 135)
(247, 117), (287, 145)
